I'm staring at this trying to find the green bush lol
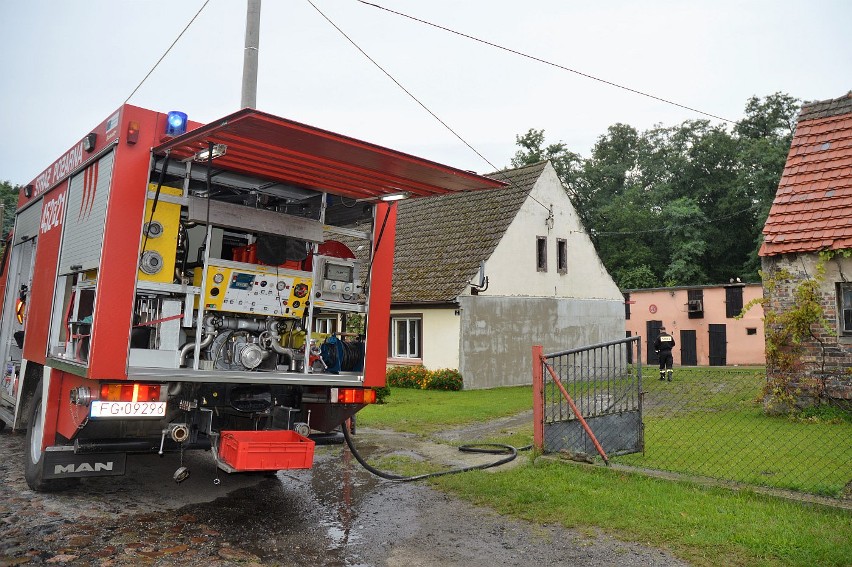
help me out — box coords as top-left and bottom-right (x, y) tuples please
(386, 366), (463, 391)
(373, 386), (391, 404)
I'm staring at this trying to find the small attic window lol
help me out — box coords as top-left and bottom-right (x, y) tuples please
(557, 239), (567, 274)
(536, 236), (547, 272)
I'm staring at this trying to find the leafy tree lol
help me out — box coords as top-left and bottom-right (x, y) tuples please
(509, 93), (799, 289)
(615, 264), (658, 290)
(661, 197), (708, 285)
(734, 92), (799, 139)
(0, 181), (18, 237)
(511, 128), (583, 199)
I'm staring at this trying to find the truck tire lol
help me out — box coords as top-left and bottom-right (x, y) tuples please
(23, 382), (78, 491)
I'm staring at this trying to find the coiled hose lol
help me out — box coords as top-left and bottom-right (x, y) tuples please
(341, 424), (529, 482)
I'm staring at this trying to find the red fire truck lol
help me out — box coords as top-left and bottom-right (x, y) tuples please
(0, 105), (502, 490)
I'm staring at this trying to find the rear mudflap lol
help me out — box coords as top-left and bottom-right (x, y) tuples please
(43, 447), (126, 479)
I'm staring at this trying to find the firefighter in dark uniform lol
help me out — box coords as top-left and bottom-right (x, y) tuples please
(654, 327), (676, 381)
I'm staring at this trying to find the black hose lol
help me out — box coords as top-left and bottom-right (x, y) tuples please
(342, 424), (526, 482)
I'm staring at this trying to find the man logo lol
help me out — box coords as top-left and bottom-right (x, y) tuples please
(44, 451), (125, 479)
(54, 461), (114, 474)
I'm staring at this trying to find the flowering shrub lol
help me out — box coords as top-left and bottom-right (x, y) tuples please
(427, 368), (464, 391)
(386, 366), (463, 391)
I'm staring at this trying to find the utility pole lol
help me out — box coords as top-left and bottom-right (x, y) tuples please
(241, 0), (261, 109)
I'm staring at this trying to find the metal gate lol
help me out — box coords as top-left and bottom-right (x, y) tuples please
(533, 338), (643, 462)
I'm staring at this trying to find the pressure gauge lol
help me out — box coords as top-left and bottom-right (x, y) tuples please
(213, 273), (225, 284)
(293, 283), (309, 298)
(276, 281), (287, 291)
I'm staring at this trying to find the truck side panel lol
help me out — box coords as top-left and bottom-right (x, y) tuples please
(87, 108), (164, 379)
(22, 187), (66, 365)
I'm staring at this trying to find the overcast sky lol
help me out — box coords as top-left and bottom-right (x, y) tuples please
(1, 0), (850, 186)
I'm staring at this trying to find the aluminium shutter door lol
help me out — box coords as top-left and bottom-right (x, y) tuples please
(57, 151), (115, 274)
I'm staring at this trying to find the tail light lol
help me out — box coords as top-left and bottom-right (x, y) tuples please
(99, 383), (161, 402)
(14, 298), (25, 324)
(331, 388), (376, 404)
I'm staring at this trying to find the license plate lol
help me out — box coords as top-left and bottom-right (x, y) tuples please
(90, 401), (167, 418)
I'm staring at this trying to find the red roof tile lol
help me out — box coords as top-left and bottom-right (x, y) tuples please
(761, 92), (852, 256)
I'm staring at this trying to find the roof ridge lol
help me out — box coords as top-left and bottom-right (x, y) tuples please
(799, 91), (852, 122)
(485, 160), (549, 178)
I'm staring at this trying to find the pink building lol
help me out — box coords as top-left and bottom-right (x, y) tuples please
(624, 283), (765, 367)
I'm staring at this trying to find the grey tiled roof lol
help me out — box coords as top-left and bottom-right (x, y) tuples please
(798, 91), (852, 121)
(392, 161), (547, 303)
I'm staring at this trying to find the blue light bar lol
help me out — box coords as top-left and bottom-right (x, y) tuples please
(166, 111), (188, 136)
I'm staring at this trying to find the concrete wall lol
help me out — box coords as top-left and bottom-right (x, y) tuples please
(624, 285), (765, 366)
(484, 163), (622, 301)
(458, 295), (625, 389)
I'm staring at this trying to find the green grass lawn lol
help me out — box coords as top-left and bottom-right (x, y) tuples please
(615, 367), (852, 497)
(617, 409), (852, 496)
(436, 462), (852, 567)
(358, 382), (852, 567)
(358, 385), (533, 435)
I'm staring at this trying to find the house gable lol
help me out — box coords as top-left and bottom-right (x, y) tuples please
(486, 163), (622, 300)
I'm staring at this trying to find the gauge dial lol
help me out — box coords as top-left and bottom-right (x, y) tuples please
(293, 283), (309, 298)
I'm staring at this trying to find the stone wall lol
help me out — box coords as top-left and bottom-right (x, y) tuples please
(761, 253), (852, 406)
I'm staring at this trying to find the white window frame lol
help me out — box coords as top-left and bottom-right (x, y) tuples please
(391, 315), (422, 359)
(314, 316), (338, 335)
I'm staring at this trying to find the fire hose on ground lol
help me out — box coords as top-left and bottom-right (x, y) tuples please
(341, 423), (531, 482)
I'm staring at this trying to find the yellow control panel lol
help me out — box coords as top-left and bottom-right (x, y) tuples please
(138, 184), (183, 283)
(193, 264), (312, 319)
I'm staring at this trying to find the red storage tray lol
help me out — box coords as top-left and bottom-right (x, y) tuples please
(218, 430), (315, 471)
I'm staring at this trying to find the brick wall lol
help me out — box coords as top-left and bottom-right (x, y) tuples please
(761, 253), (852, 406)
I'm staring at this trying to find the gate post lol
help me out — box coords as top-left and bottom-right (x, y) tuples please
(532, 345), (544, 451)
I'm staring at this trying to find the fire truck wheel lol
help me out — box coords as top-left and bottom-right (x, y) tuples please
(23, 382), (78, 492)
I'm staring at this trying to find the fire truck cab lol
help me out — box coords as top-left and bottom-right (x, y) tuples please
(0, 105), (501, 490)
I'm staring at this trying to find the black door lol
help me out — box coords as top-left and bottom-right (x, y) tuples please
(626, 331), (633, 364)
(646, 320), (662, 365)
(709, 324), (727, 366)
(680, 330), (697, 366)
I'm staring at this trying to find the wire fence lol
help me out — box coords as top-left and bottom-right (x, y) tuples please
(535, 340), (852, 500)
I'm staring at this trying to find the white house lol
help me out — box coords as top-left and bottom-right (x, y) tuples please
(388, 161), (625, 388)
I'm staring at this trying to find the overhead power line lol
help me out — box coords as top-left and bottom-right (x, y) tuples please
(305, 0), (556, 212)
(356, 0), (737, 124)
(304, 0), (495, 169)
(124, 0), (211, 103)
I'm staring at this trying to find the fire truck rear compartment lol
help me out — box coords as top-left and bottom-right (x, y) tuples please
(74, 382), (360, 455)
